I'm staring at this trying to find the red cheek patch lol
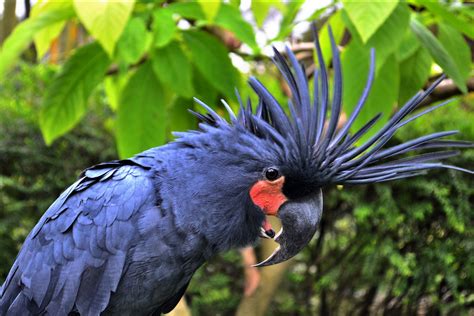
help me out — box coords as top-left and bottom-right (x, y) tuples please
(249, 177), (288, 215)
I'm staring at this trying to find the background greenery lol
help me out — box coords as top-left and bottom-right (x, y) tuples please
(0, 0), (473, 315)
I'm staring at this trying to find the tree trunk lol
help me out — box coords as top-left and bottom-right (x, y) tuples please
(1, 0), (18, 44)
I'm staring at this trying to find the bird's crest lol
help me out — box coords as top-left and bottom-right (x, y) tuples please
(188, 24), (473, 186)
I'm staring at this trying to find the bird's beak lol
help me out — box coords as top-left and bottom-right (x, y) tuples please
(254, 189), (322, 267)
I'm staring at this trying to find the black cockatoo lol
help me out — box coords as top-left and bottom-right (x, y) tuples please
(1, 25), (472, 315)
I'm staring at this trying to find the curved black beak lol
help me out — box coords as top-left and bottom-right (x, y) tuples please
(254, 189), (323, 267)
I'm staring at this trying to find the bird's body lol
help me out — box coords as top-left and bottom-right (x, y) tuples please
(1, 24), (472, 315)
(0, 144), (264, 315)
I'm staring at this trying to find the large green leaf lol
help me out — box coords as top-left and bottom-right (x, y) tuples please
(251, 1), (273, 27)
(116, 62), (168, 158)
(342, 42), (399, 142)
(183, 30), (239, 98)
(318, 11), (345, 66)
(40, 43), (111, 144)
(153, 7), (177, 48)
(437, 23), (471, 83)
(31, 0), (70, 58)
(197, 0), (221, 22)
(214, 4), (259, 52)
(342, 3), (409, 70)
(73, 0), (134, 56)
(397, 30), (421, 61)
(410, 18), (467, 93)
(192, 66), (218, 106)
(104, 72), (130, 111)
(168, 97), (197, 136)
(116, 17), (150, 64)
(398, 46), (432, 105)
(152, 41), (194, 98)
(342, 0), (399, 43)
(421, 1), (474, 39)
(275, 0), (304, 40)
(167, 2), (205, 20)
(0, 4), (74, 78)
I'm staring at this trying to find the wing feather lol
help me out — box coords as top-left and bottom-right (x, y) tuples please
(0, 161), (155, 315)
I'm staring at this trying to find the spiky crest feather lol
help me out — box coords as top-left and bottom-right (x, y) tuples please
(187, 24), (473, 186)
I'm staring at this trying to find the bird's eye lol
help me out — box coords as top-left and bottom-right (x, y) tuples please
(264, 167), (281, 181)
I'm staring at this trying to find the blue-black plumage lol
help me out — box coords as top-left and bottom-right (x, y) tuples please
(0, 25), (472, 315)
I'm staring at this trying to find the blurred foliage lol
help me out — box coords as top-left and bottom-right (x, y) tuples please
(0, 63), (116, 278)
(0, 0), (473, 315)
(0, 0), (472, 156)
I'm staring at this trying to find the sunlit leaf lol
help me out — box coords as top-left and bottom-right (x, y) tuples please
(342, 42), (399, 142)
(318, 11), (345, 66)
(410, 18), (467, 93)
(73, 0), (134, 56)
(40, 43), (111, 144)
(342, 0), (399, 43)
(251, 1), (273, 27)
(421, 1), (474, 39)
(167, 2), (205, 20)
(183, 30), (239, 98)
(153, 7), (176, 48)
(342, 3), (409, 70)
(104, 72), (130, 111)
(152, 41), (194, 98)
(437, 23), (471, 83)
(169, 97), (197, 136)
(197, 0), (220, 22)
(192, 66), (218, 106)
(117, 62), (168, 158)
(398, 46), (432, 104)
(0, 4), (74, 78)
(275, 0), (304, 40)
(214, 4), (259, 52)
(31, 0), (70, 58)
(116, 17), (150, 64)
(397, 30), (420, 61)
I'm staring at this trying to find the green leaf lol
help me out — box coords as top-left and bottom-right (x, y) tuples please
(251, 1), (273, 27)
(153, 7), (177, 48)
(40, 43), (111, 144)
(410, 18), (467, 93)
(116, 17), (150, 64)
(214, 4), (259, 52)
(192, 66), (218, 105)
(152, 41), (194, 98)
(116, 62), (168, 158)
(104, 72), (130, 111)
(169, 97), (197, 135)
(398, 45), (432, 105)
(0, 4), (74, 78)
(31, 0), (69, 58)
(73, 0), (134, 57)
(275, 0), (304, 40)
(342, 0), (399, 43)
(437, 23), (471, 83)
(197, 0), (221, 22)
(342, 42), (399, 142)
(342, 3), (409, 70)
(318, 11), (345, 66)
(167, 2), (205, 20)
(397, 30), (420, 61)
(183, 30), (239, 98)
(421, 1), (474, 39)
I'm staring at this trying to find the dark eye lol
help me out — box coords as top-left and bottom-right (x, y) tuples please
(264, 167), (281, 181)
